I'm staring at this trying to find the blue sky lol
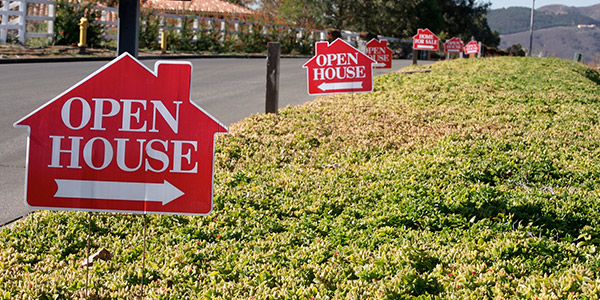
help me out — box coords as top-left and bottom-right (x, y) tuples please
(490, 0), (600, 9)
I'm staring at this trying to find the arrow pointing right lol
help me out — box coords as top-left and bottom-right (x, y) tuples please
(416, 45), (435, 49)
(54, 179), (184, 205)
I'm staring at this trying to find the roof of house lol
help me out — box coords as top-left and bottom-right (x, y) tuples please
(144, 0), (253, 16)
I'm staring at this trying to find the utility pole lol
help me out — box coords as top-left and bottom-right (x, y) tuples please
(529, 0), (535, 57)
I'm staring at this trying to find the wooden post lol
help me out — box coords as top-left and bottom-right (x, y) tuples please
(220, 19), (226, 43)
(265, 42), (280, 114)
(412, 49), (418, 65)
(18, 0), (25, 43)
(0, 0), (8, 43)
(48, 2), (55, 42)
(192, 17), (198, 41)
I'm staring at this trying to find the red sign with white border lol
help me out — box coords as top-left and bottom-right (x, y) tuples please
(14, 53), (228, 215)
(303, 38), (376, 95)
(464, 41), (480, 55)
(444, 37), (464, 53)
(365, 39), (393, 69)
(413, 28), (439, 51)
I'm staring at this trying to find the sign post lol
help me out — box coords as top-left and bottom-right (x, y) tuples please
(412, 28), (439, 65)
(303, 38), (376, 96)
(14, 54), (228, 215)
(118, 0), (139, 56)
(266, 42), (280, 114)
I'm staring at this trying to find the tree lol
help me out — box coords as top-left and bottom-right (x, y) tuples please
(253, 0), (500, 47)
(440, 0), (499, 47)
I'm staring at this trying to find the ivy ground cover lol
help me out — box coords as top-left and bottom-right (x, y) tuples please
(2, 57), (600, 299)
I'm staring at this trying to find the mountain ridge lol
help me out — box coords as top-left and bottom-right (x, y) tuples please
(487, 5), (600, 35)
(488, 4), (600, 62)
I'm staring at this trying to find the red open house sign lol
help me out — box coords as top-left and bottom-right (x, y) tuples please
(303, 38), (376, 95)
(464, 41), (480, 55)
(365, 39), (393, 69)
(14, 53), (228, 215)
(444, 37), (464, 53)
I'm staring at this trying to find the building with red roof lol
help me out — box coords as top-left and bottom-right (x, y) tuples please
(144, 0), (253, 18)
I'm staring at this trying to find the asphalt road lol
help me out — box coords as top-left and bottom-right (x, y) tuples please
(0, 57), (431, 226)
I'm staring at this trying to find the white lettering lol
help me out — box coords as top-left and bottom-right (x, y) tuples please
(150, 100), (181, 134)
(91, 98), (120, 131)
(145, 139), (169, 173)
(83, 137), (113, 170)
(49, 135), (83, 168)
(171, 140), (198, 173)
(116, 138), (146, 172)
(120, 99), (147, 132)
(347, 53), (358, 65)
(314, 68), (325, 81)
(61, 97), (91, 130)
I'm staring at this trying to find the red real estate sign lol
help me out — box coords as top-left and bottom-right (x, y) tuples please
(464, 41), (480, 55)
(303, 38), (376, 95)
(365, 39), (393, 69)
(413, 28), (439, 51)
(444, 37), (464, 53)
(14, 53), (228, 215)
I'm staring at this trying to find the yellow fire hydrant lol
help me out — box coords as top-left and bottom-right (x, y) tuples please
(78, 17), (89, 52)
(161, 31), (167, 54)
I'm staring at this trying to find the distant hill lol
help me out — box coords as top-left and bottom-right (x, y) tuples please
(488, 4), (600, 62)
(487, 6), (600, 35)
(538, 4), (600, 22)
(499, 26), (600, 62)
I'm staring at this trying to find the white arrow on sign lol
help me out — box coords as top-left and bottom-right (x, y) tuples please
(54, 179), (184, 205)
(318, 81), (363, 91)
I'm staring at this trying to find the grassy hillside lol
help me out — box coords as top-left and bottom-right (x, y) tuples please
(487, 7), (600, 34)
(2, 57), (600, 299)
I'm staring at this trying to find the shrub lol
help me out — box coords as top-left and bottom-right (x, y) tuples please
(54, 0), (102, 47)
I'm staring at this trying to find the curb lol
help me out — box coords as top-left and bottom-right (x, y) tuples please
(0, 53), (270, 64)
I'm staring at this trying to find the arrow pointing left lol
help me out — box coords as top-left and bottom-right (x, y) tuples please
(54, 179), (184, 205)
(318, 81), (363, 91)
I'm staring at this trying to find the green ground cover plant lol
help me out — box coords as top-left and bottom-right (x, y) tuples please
(2, 57), (600, 299)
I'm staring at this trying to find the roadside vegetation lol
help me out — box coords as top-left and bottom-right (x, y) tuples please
(2, 57), (600, 299)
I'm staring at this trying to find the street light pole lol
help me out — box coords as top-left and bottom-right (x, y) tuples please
(529, 0), (535, 57)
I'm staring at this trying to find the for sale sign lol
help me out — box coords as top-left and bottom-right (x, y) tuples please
(303, 38), (376, 95)
(365, 39), (393, 69)
(444, 37), (464, 53)
(14, 53), (228, 215)
(413, 28), (439, 51)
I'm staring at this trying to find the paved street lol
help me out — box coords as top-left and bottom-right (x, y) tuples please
(0, 57), (431, 226)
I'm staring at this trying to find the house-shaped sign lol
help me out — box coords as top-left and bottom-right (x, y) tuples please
(13, 53), (228, 215)
(365, 39), (394, 69)
(413, 28), (439, 51)
(464, 40), (480, 55)
(303, 38), (377, 95)
(444, 37), (464, 53)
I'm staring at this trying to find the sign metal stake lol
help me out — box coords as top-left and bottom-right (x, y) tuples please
(140, 213), (147, 299)
(85, 212), (92, 298)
